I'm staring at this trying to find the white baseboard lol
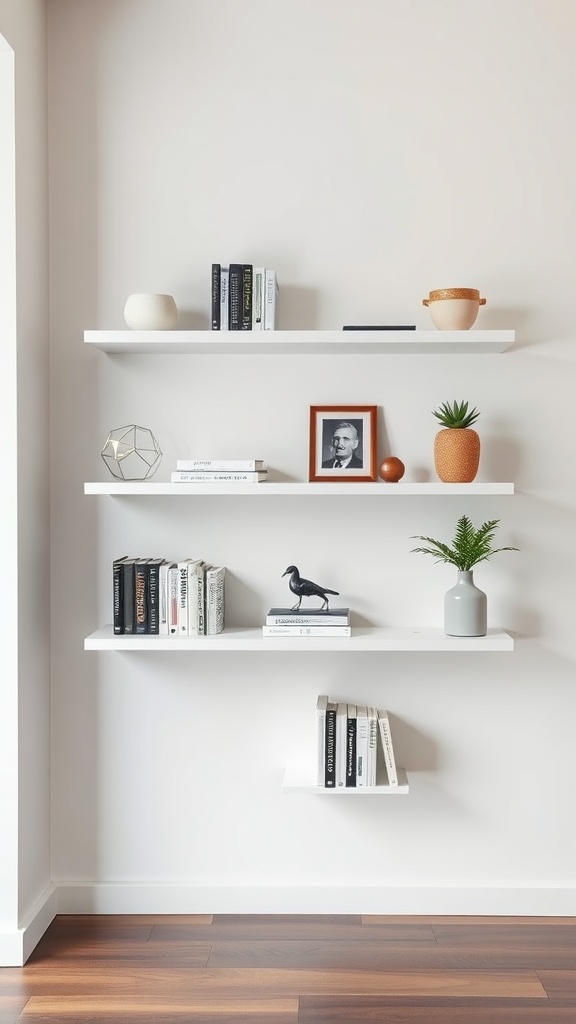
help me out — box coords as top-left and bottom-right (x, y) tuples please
(0, 884), (57, 966)
(55, 882), (576, 917)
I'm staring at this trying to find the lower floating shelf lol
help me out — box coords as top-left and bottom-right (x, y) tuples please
(282, 766), (409, 794)
(84, 626), (514, 652)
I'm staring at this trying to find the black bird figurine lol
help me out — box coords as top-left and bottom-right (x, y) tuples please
(282, 565), (339, 611)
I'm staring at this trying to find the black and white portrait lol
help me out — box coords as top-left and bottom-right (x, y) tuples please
(309, 406), (377, 482)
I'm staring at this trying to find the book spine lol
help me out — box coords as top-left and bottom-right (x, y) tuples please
(324, 702), (337, 787)
(355, 705), (368, 787)
(177, 560), (190, 635)
(346, 705), (357, 787)
(211, 263), (221, 330)
(147, 560), (162, 635)
(134, 560), (149, 634)
(378, 710), (398, 786)
(229, 264), (243, 330)
(168, 564), (179, 635)
(252, 266), (265, 330)
(196, 562), (207, 636)
(220, 266), (229, 330)
(265, 615), (350, 626)
(123, 561), (136, 634)
(171, 472), (265, 483)
(263, 269), (278, 330)
(316, 695), (328, 787)
(159, 561), (170, 635)
(176, 459), (263, 471)
(336, 702), (348, 787)
(241, 264), (252, 330)
(206, 566), (225, 635)
(112, 557), (126, 635)
(262, 625), (351, 637)
(367, 706), (378, 786)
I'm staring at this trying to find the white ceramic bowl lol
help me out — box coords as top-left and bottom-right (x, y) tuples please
(423, 288), (486, 331)
(124, 293), (178, 330)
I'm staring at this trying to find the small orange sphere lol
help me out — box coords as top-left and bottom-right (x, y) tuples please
(379, 456), (405, 483)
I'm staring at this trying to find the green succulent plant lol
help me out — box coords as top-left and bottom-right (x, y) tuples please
(411, 515), (518, 572)
(433, 399), (479, 429)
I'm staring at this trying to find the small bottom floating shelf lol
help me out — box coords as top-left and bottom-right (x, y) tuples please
(282, 766), (409, 794)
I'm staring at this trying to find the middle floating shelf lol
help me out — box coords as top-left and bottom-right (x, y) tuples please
(85, 482), (515, 496)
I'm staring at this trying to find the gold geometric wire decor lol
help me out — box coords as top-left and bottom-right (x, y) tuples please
(101, 423), (162, 480)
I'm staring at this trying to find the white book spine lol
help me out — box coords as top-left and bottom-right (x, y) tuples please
(378, 709), (398, 786)
(171, 471), (266, 483)
(168, 564), (179, 635)
(316, 695), (328, 787)
(367, 706), (378, 787)
(177, 559), (191, 635)
(355, 705), (368, 787)
(197, 562), (209, 636)
(262, 625), (351, 637)
(186, 559), (203, 635)
(176, 460), (264, 471)
(263, 269), (278, 330)
(159, 561), (170, 635)
(206, 566), (225, 635)
(336, 702), (348, 787)
(220, 266), (229, 330)
(252, 266), (265, 330)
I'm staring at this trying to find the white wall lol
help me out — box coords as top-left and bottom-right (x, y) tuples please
(0, 0), (52, 965)
(48, 0), (576, 914)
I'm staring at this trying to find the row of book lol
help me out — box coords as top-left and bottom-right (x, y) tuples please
(211, 263), (278, 331)
(264, 607), (351, 637)
(112, 556), (225, 636)
(317, 695), (398, 787)
(171, 458), (268, 485)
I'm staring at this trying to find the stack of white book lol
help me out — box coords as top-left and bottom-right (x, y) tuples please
(316, 695), (398, 789)
(171, 459), (267, 483)
(263, 608), (351, 637)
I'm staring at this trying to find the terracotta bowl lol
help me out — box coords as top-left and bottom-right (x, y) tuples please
(422, 288), (486, 331)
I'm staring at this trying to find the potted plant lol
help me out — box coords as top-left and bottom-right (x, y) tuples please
(411, 515), (518, 636)
(432, 399), (480, 482)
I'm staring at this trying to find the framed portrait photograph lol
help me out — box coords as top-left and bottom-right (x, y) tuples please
(309, 405), (377, 482)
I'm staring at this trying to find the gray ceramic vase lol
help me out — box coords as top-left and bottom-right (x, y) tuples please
(444, 570), (487, 637)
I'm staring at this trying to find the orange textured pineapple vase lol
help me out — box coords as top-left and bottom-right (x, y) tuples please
(434, 427), (480, 482)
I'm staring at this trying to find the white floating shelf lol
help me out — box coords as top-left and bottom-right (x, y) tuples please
(282, 765), (409, 794)
(84, 329), (514, 356)
(85, 626), (514, 652)
(84, 481), (514, 496)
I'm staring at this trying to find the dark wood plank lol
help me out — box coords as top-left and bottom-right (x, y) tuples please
(28, 941), (211, 966)
(213, 915), (360, 925)
(537, 971), (576, 998)
(149, 921), (436, 943)
(299, 997), (576, 1023)
(432, 922), (576, 949)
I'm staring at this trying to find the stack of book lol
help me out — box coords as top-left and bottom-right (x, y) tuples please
(317, 695), (398, 788)
(211, 263), (278, 331)
(171, 459), (267, 484)
(263, 607), (351, 637)
(113, 556), (225, 637)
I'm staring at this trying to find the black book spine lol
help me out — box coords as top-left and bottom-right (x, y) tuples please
(134, 560), (149, 635)
(211, 263), (221, 330)
(229, 264), (243, 330)
(113, 557), (126, 635)
(147, 560), (162, 635)
(123, 561), (136, 634)
(346, 716), (357, 788)
(241, 264), (252, 330)
(324, 703), (337, 787)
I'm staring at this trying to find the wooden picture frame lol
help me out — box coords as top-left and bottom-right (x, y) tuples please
(309, 405), (377, 482)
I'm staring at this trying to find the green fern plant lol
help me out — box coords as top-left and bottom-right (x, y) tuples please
(411, 515), (518, 571)
(432, 399), (480, 429)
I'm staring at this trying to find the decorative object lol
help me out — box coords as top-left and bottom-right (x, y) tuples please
(423, 288), (486, 330)
(282, 565), (339, 611)
(123, 293), (178, 330)
(379, 456), (405, 483)
(101, 424), (162, 480)
(309, 405), (377, 482)
(411, 515), (518, 636)
(432, 399), (480, 483)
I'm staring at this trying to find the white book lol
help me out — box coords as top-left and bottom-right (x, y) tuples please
(367, 706), (378, 787)
(263, 269), (278, 330)
(252, 266), (265, 330)
(335, 702), (348, 787)
(262, 625), (351, 637)
(177, 558), (195, 636)
(159, 561), (173, 636)
(171, 471), (267, 483)
(316, 695), (328, 787)
(266, 607), (350, 626)
(176, 459), (265, 471)
(197, 561), (210, 636)
(378, 709), (398, 786)
(220, 266), (229, 330)
(186, 558), (205, 635)
(206, 565), (225, 635)
(167, 564), (179, 636)
(355, 705), (368, 787)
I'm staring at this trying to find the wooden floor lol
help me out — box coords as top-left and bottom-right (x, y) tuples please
(1, 914), (576, 1022)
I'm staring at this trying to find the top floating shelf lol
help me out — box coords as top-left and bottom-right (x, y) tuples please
(84, 329), (515, 356)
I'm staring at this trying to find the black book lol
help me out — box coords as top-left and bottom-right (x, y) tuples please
(324, 701), (337, 788)
(346, 704), (357, 787)
(112, 556), (128, 634)
(134, 558), (152, 635)
(122, 558), (139, 634)
(241, 264), (253, 330)
(211, 264), (221, 330)
(146, 558), (165, 635)
(229, 264), (243, 330)
(342, 325), (416, 331)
